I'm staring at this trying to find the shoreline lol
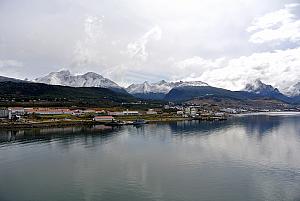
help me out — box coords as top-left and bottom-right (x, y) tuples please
(0, 116), (227, 129)
(0, 120), (99, 129)
(233, 111), (300, 117)
(2, 111), (299, 129)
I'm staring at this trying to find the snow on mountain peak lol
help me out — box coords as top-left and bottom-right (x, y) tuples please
(175, 80), (209, 88)
(82, 72), (104, 79)
(34, 70), (121, 89)
(126, 80), (209, 94)
(157, 80), (167, 85)
(284, 82), (300, 97)
(244, 79), (280, 95)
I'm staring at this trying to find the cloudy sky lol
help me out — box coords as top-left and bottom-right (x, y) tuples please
(0, 0), (300, 92)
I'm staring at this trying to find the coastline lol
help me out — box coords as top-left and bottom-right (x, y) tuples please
(4, 112), (300, 130)
(0, 120), (99, 129)
(233, 111), (300, 117)
(0, 116), (227, 129)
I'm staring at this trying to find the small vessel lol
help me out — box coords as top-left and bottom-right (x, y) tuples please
(132, 119), (147, 125)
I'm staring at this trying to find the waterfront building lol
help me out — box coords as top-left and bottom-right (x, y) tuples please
(108, 111), (124, 116)
(8, 107), (25, 115)
(177, 111), (184, 115)
(123, 110), (139, 115)
(220, 108), (237, 114)
(93, 116), (114, 122)
(0, 108), (9, 118)
(146, 109), (157, 115)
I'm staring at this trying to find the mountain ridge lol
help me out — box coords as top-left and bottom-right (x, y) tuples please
(126, 80), (209, 99)
(2, 72), (300, 104)
(33, 70), (129, 94)
(34, 70), (123, 89)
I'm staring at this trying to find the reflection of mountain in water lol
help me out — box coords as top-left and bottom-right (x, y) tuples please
(168, 120), (234, 136)
(235, 115), (283, 137)
(167, 114), (300, 138)
(1, 114), (300, 145)
(0, 125), (121, 145)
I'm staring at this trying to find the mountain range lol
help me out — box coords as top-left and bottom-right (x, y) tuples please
(33, 70), (126, 93)
(126, 78), (299, 104)
(126, 80), (209, 100)
(243, 79), (291, 103)
(1, 70), (300, 104)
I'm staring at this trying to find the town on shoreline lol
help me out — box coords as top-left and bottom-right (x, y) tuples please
(1, 102), (300, 129)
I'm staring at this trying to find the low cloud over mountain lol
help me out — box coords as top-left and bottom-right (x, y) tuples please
(1, 1), (300, 94)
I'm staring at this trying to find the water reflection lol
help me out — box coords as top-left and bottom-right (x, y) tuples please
(1, 113), (300, 201)
(0, 125), (121, 145)
(165, 114), (300, 139)
(1, 114), (296, 144)
(234, 115), (282, 137)
(169, 120), (233, 136)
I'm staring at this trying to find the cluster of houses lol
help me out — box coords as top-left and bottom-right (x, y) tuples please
(0, 104), (252, 123)
(0, 107), (103, 120)
(0, 107), (158, 121)
(167, 104), (251, 118)
(175, 106), (226, 118)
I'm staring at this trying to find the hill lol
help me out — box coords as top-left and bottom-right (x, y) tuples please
(164, 86), (294, 104)
(0, 82), (135, 106)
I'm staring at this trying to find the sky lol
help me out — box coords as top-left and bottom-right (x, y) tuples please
(0, 0), (300, 93)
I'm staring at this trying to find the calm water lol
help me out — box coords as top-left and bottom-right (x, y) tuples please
(1, 113), (300, 201)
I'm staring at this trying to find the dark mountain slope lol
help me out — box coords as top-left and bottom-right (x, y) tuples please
(164, 86), (294, 103)
(0, 82), (135, 104)
(0, 76), (27, 83)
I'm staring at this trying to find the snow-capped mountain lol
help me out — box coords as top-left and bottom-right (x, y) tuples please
(244, 79), (291, 102)
(34, 70), (122, 90)
(126, 80), (173, 94)
(284, 82), (300, 97)
(244, 79), (280, 95)
(126, 80), (209, 94)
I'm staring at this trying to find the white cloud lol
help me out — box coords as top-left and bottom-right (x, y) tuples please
(0, 59), (22, 68)
(170, 56), (225, 81)
(0, 59), (23, 78)
(126, 26), (162, 62)
(70, 16), (163, 84)
(1, 0), (300, 89)
(174, 47), (300, 94)
(71, 15), (106, 69)
(248, 3), (300, 44)
(84, 16), (104, 41)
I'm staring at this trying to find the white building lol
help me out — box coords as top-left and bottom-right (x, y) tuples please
(123, 110), (139, 115)
(146, 109), (157, 115)
(184, 107), (198, 117)
(221, 108), (237, 114)
(0, 108), (8, 118)
(8, 107), (25, 115)
(190, 108), (197, 116)
(177, 111), (184, 115)
(214, 112), (225, 117)
(8, 107), (25, 120)
(108, 111), (124, 116)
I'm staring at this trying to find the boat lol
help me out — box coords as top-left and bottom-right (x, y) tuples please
(132, 119), (147, 126)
